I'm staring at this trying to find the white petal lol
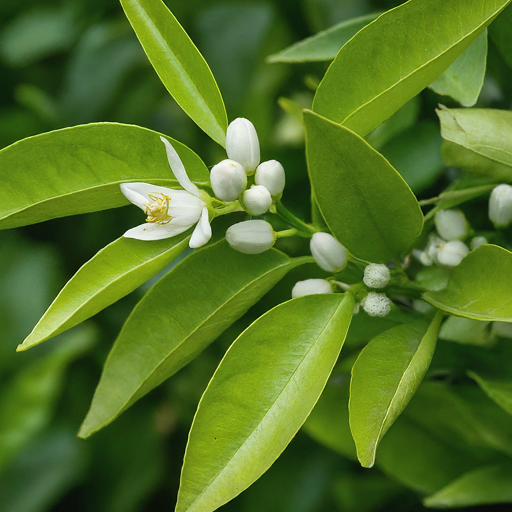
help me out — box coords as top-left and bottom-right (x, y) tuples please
(120, 183), (148, 211)
(123, 221), (192, 241)
(189, 207), (212, 248)
(160, 137), (201, 197)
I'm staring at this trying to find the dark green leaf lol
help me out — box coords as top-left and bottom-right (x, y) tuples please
(469, 371), (512, 417)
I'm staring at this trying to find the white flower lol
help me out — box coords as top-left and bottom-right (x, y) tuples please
(310, 232), (347, 273)
(255, 160), (285, 196)
(489, 184), (512, 228)
(225, 220), (276, 254)
(120, 137), (212, 248)
(210, 159), (247, 202)
(225, 118), (260, 174)
(243, 185), (272, 215)
(434, 209), (468, 241)
(436, 240), (469, 267)
(470, 236), (488, 251)
(291, 279), (333, 298)
(362, 292), (392, 317)
(363, 263), (390, 289)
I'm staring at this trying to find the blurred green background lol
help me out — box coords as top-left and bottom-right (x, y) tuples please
(2, 0), (512, 511)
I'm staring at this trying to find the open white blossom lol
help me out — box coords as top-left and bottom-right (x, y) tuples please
(120, 137), (211, 248)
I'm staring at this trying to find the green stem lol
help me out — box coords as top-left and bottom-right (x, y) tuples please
(275, 202), (317, 236)
(276, 228), (298, 238)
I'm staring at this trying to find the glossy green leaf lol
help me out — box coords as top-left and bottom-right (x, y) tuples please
(120, 0), (227, 145)
(305, 110), (423, 262)
(313, 0), (511, 136)
(176, 293), (354, 512)
(349, 313), (442, 468)
(18, 233), (190, 351)
(489, 5), (512, 69)
(415, 267), (451, 292)
(429, 29), (487, 107)
(439, 108), (512, 180)
(424, 245), (512, 322)
(267, 13), (379, 63)
(79, 240), (304, 438)
(469, 371), (512, 417)
(424, 464), (512, 508)
(0, 123), (209, 230)
(439, 317), (494, 346)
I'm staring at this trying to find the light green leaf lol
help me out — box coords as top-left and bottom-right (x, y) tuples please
(349, 313), (442, 468)
(18, 233), (190, 351)
(79, 240), (304, 438)
(469, 371), (512, 417)
(429, 29), (487, 107)
(120, 0), (227, 145)
(313, 0), (511, 136)
(415, 266), (451, 292)
(439, 317), (494, 346)
(267, 13), (379, 63)
(438, 108), (512, 180)
(304, 110), (423, 263)
(176, 293), (354, 512)
(424, 464), (512, 508)
(0, 123), (209, 230)
(424, 245), (512, 322)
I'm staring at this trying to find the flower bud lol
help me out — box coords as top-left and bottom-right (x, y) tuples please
(470, 236), (487, 251)
(210, 159), (247, 202)
(225, 220), (276, 254)
(363, 263), (390, 289)
(434, 209), (469, 241)
(436, 240), (469, 267)
(489, 184), (512, 228)
(362, 292), (392, 317)
(291, 279), (333, 299)
(255, 160), (285, 196)
(225, 118), (260, 174)
(243, 185), (272, 215)
(310, 232), (347, 273)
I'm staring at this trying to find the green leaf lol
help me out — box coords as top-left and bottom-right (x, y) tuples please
(439, 317), (494, 346)
(424, 245), (512, 322)
(313, 0), (511, 136)
(304, 110), (423, 263)
(489, 5), (512, 69)
(349, 313), (442, 468)
(176, 293), (354, 512)
(429, 29), (487, 107)
(469, 371), (512, 417)
(424, 464), (512, 508)
(0, 123), (209, 230)
(120, 0), (227, 145)
(415, 266), (451, 292)
(438, 108), (512, 180)
(79, 240), (303, 438)
(18, 233), (190, 351)
(266, 13), (379, 63)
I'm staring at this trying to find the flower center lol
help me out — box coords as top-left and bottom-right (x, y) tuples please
(144, 193), (172, 224)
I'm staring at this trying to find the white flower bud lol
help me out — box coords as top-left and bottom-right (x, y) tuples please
(310, 232), (347, 273)
(434, 209), (469, 241)
(291, 279), (333, 299)
(489, 184), (512, 228)
(470, 236), (488, 251)
(362, 292), (392, 317)
(255, 160), (285, 196)
(225, 118), (260, 174)
(436, 240), (469, 267)
(363, 263), (391, 289)
(243, 185), (272, 215)
(225, 220), (276, 254)
(210, 159), (247, 201)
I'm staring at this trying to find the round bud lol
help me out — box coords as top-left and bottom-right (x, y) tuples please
(434, 209), (468, 241)
(255, 160), (285, 196)
(436, 240), (469, 267)
(489, 184), (512, 228)
(362, 292), (392, 317)
(363, 263), (391, 289)
(210, 159), (247, 202)
(470, 236), (488, 251)
(291, 279), (333, 299)
(225, 118), (260, 174)
(310, 232), (347, 273)
(225, 220), (276, 254)
(243, 185), (272, 215)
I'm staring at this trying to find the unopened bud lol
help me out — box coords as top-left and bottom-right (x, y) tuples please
(362, 292), (392, 317)
(243, 185), (272, 215)
(470, 236), (487, 251)
(225, 220), (276, 254)
(363, 263), (390, 289)
(434, 209), (468, 241)
(310, 232), (347, 273)
(255, 160), (285, 196)
(210, 159), (247, 201)
(489, 184), (512, 228)
(436, 240), (469, 267)
(225, 118), (260, 174)
(291, 279), (333, 298)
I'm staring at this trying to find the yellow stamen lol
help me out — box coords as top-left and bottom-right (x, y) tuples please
(144, 193), (172, 224)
